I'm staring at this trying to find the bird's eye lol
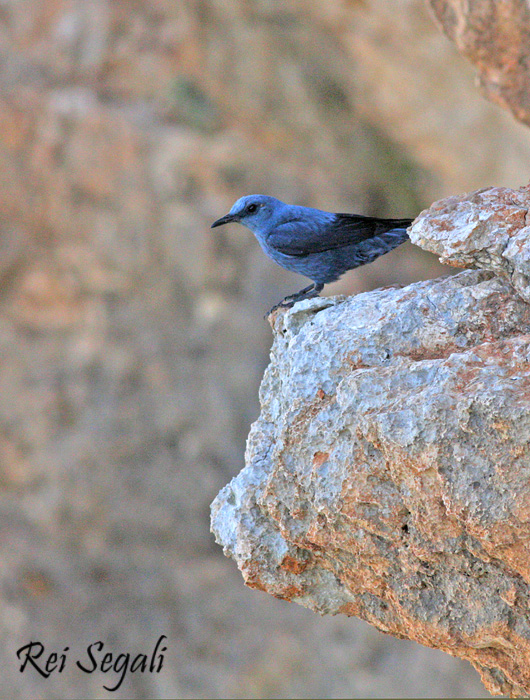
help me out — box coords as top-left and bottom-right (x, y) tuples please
(247, 203), (258, 214)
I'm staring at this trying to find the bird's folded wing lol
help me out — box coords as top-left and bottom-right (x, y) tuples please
(267, 215), (412, 256)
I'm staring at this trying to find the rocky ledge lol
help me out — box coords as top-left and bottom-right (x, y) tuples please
(211, 185), (530, 697)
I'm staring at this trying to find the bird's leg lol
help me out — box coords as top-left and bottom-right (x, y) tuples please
(266, 282), (324, 316)
(281, 283), (321, 304)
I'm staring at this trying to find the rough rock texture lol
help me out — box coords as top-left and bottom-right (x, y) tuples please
(410, 183), (530, 302)
(212, 186), (530, 697)
(430, 0), (530, 127)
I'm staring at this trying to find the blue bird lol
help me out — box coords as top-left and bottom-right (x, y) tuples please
(212, 195), (413, 314)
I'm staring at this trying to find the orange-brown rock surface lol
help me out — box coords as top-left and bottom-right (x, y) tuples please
(212, 186), (530, 697)
(430, 0), (530, 126)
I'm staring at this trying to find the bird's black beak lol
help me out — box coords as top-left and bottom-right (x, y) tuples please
(211, 213), (236, 228)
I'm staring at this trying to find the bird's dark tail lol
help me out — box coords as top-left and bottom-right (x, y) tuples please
(373, 225), (410, 257)
(339, 221), (411, 271)
(382, 218), (414, 230)
(374, 216), (412, 247)
(330, 213), (413, 247)
(383, 224), (410, 244)
(373, 218), (413, 242)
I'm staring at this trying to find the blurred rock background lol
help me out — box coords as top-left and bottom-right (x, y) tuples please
(1, 0), (529, 697)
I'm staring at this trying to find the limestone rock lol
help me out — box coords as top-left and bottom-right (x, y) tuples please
(212, 186), (530, 697)
(410, 183), (530, 302)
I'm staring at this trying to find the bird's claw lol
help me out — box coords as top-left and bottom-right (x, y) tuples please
(264, 283), (324, 319)
(264, 299), (295, 319)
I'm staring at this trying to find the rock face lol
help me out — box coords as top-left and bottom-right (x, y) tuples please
(410, 183), (530, 302)
(430, 0), (530, 127)
(211, 186), (530, 698)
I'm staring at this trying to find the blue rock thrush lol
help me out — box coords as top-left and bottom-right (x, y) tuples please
(212, 195), (413, 314)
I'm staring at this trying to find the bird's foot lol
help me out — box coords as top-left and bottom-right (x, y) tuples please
(265, 283), (324, 318)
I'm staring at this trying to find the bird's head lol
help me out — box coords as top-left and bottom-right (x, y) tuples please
(211, 195), (281, 233)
